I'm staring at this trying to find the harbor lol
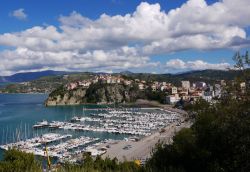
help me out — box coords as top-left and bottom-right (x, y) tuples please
(0, 94), (189, 164)
(32, 109), (182, 136)
(0, 133), (104, 162)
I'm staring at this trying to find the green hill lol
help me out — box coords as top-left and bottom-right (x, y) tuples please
(0, 69), (242, 94)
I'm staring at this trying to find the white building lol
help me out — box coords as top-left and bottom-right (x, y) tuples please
(151, 85), (157, 91)
(138, 83), (145, 90)
(193, 82), (206, 89)
(240, 82), (246, 90)
(78, 81), (91, 88)
(92, 79), (98, 83)
(107, 78), (111, 84)
(161, 86), (168, 91)
(202, 91), (214, 102)
(124, 80), (132, 85)
(221, 80), (226, 86)
(166, 95), (180, 104)
(67, 83), (77, 90)
(181, 81), (190, 90)
(171, 87), (178, 94)
(111, 79), (116, 84)
(214, 84), (221, 98)
(202, 95), (212, 102)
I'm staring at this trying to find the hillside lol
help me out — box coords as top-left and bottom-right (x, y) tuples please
(0, 69), (242, 94)
(175, 69), (240, 82)
(119, 69), (241, 86)
(0, 70), (72, 83)
(0, 72), (94, 93)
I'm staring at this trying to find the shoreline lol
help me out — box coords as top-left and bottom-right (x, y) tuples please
(0, 94), (190, 164)
(0, 93), (186, 115)
(97, 109), (191, 162)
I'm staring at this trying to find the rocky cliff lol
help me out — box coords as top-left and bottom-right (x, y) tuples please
(45, 83), (139, 106)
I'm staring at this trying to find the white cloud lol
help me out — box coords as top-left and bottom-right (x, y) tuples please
(1, 0), (250, 74)
(165, 59), (231, 71)
(0, 46), (158, 76)
(10, 8), (27, 20)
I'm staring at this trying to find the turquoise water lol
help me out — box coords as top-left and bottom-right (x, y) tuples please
(0, 94), (128, 160)
(0, 82), (14, 88)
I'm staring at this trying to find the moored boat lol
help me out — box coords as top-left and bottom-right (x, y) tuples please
(33, 120), (49, 128)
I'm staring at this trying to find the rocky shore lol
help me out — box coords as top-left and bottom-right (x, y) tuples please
(45, 83), (139, 106)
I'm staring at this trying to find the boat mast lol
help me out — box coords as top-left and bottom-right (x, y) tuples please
(44, 142), (51, 170)
(24, 123), (26, 140)
(2, 128), (4, 144)
(6, 126), (8, 144)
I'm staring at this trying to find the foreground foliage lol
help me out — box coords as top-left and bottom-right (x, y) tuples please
(58, 154), (141, 172)
(146, 96), (250, 172)
(0, 149), (42, 172)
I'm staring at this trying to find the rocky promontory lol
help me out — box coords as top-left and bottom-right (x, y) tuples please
(45, 83), (139, 106)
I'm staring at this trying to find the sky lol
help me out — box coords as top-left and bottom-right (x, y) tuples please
(0, 0), (250, 75)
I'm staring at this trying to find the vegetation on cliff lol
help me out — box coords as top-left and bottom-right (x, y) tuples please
(45, 82), (134, 105)
(45, 81), (169, 106)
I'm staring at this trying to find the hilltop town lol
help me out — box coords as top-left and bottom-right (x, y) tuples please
(0, 69), (246, 107)
(45, 73), (246, 106)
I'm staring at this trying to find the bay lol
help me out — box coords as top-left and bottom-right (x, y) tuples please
(0, 93), (128, 160)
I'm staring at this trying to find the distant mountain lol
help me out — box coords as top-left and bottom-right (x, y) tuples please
(120, 70), (134, 75)
(174, 69), (240, 80)
(0, 70), (72, 83)
(0, 69), (242, 83)
(0, 76), (7, 82)
(1, 69), (244, 94)
(0, 70), (136, 83)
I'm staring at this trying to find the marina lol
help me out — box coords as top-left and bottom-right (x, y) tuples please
(32, 109), (182, 136)
(0, 133), (72, 156)
(0, 133), (104, 161)
(0, 94), (187, 163)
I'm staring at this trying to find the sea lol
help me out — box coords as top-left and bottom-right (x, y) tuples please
(0, 93), (130, 160)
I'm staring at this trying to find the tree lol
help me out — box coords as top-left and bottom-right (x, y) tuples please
(233, 51), (250, 70)
(0, 149), (42, 172)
